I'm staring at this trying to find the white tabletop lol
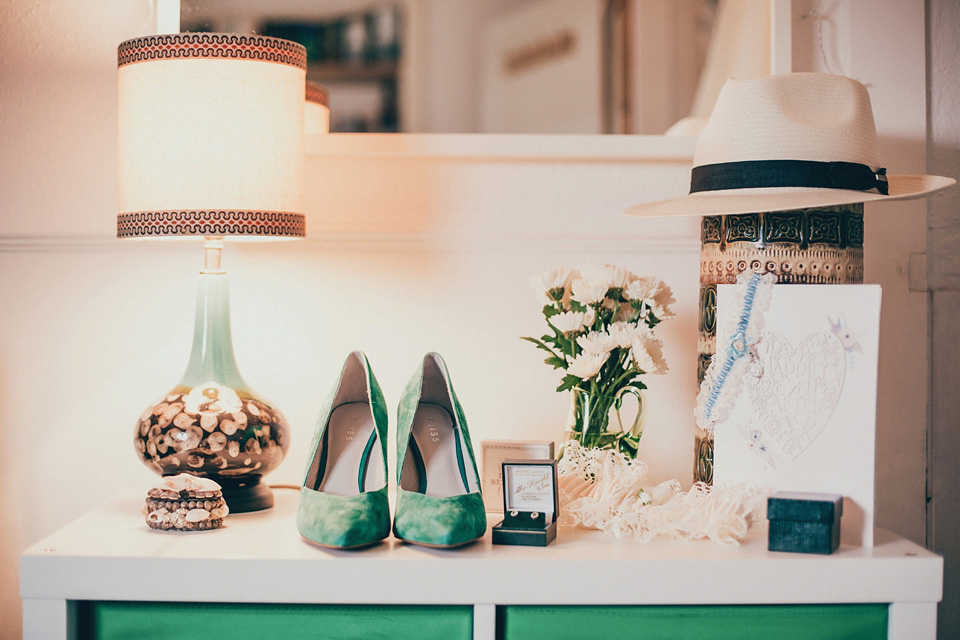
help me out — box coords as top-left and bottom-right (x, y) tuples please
(20, 488), (943, 607)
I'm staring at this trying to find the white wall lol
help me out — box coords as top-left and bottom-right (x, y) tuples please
(0, 1), (949, 638)
(1, 2), (155, 636)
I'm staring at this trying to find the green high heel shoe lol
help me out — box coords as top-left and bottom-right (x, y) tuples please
(393, 353), (487, 548)
(297, 352), (390, 549)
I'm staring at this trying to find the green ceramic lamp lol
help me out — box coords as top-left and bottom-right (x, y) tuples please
(117, 33), (307, 512)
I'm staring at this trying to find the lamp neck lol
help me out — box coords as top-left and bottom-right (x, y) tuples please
(202, 236), (225, 274)
(178, 270), (247, 391)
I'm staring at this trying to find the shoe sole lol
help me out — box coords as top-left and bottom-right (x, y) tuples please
(394, 534), (483, 549)
(300, 535), (386, 551)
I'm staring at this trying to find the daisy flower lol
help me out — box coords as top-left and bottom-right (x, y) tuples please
(632, 333), (668, 374)
(530, 267), (574, 304)
(624, 276), (659, 301)
(605, 321), (635, 348)
(607, 321), (652, 348)
(551, 310), (595, 335)
(567, 351), (610, 379)
(580, 263), (634, 298)
(626, 276), (675, 318)
(577, 330), (617, 356)
(571, 274), (610, 306)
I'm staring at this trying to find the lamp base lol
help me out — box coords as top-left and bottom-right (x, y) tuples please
(219, 477), (274, 513)
(134, 271), (290, 513)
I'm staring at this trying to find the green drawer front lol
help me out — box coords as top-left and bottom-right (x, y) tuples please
(82, 601), (473, 640)
(501, 604), (889, 640)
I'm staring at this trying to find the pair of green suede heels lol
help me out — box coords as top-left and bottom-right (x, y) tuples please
(297, 352), (486, 549)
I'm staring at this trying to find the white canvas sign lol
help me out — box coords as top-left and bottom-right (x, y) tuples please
(713, 284), (882, 547)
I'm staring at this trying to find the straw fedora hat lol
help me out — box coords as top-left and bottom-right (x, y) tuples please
(625, 73), (955, 218)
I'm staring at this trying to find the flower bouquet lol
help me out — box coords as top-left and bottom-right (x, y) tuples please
(523, 264), (672, 457)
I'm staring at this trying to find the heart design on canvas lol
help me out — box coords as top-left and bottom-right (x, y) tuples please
(743, 331), (845, 461)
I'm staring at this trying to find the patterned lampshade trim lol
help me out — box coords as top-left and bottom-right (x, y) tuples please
(305, 81), (329, 106)
(117, 210), (306, 239)
(118, 33), (307, 70)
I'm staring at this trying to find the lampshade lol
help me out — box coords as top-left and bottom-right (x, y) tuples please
(117, 33), (307, 238)
(305, 81), (330, 134)
(118, 33), (308, 513)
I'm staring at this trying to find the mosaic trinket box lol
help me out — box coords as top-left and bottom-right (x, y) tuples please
(143, 473), (229, 531)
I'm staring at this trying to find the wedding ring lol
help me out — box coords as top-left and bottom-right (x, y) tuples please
(510, 510), (518, 517)
(531, 511), (539, 519)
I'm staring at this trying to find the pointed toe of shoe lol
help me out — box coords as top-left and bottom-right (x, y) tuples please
(297, 487), (390, 549)
(393, 489), (487, 548)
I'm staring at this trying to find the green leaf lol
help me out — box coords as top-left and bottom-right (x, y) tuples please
(522, 336), (560, 356)
(543, 329), (566, 350)
(543, 304), (560, 319)
(544, 356), (567, 369)
(569, 300), (587, 313)
(556, 374), (581, 393)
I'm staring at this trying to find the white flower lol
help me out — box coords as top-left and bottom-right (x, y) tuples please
(531, 267), (573, 303)
(625, 276), (675, 318)
(625, 276), (659, 301)
(551, 310), (595, 335)
(608, 321), (652, 348)
(571, 275), (609, 306)
(577, 330), (617, 356)
(606, 321), (633, 348)
(600, 265), (633, 292)
(631, 333), (668, 374)
(568, 351), (610, 379)
(651, 302), (672, 319)
(581, 263), (633, 291)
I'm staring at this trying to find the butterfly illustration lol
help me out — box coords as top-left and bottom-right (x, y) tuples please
(747, 428), (778, 468)
(829, 316), (862, 354)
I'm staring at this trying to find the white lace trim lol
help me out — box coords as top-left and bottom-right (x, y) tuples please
(694, 271), (777, 433)
(557, 441), (766, 545)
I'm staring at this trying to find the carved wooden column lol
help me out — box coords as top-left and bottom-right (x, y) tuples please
(695, 203), (865, 483)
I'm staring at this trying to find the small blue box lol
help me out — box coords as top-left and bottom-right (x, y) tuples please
(767, 491), (843, 554)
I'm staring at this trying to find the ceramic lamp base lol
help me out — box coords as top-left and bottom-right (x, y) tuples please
(134, 270), (289, 511)
(219, 478), (274, 513)
(135, 383), (289, 512)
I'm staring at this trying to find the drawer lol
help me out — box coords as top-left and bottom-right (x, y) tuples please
(80, 601), (474, 640)
(501, 604), (889, 640)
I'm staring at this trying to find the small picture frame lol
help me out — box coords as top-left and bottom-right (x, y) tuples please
(492, 459), (559, 546)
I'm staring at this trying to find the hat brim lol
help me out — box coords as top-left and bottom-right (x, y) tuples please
(624, 174), (956, 218)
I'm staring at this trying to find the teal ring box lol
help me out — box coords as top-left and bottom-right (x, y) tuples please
(767, 491), (843, 554)
(492, 459), (558, 547)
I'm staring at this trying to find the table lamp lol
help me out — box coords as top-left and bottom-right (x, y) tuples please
(305, 81), (330, 134)
(118, 33), (307, 512)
